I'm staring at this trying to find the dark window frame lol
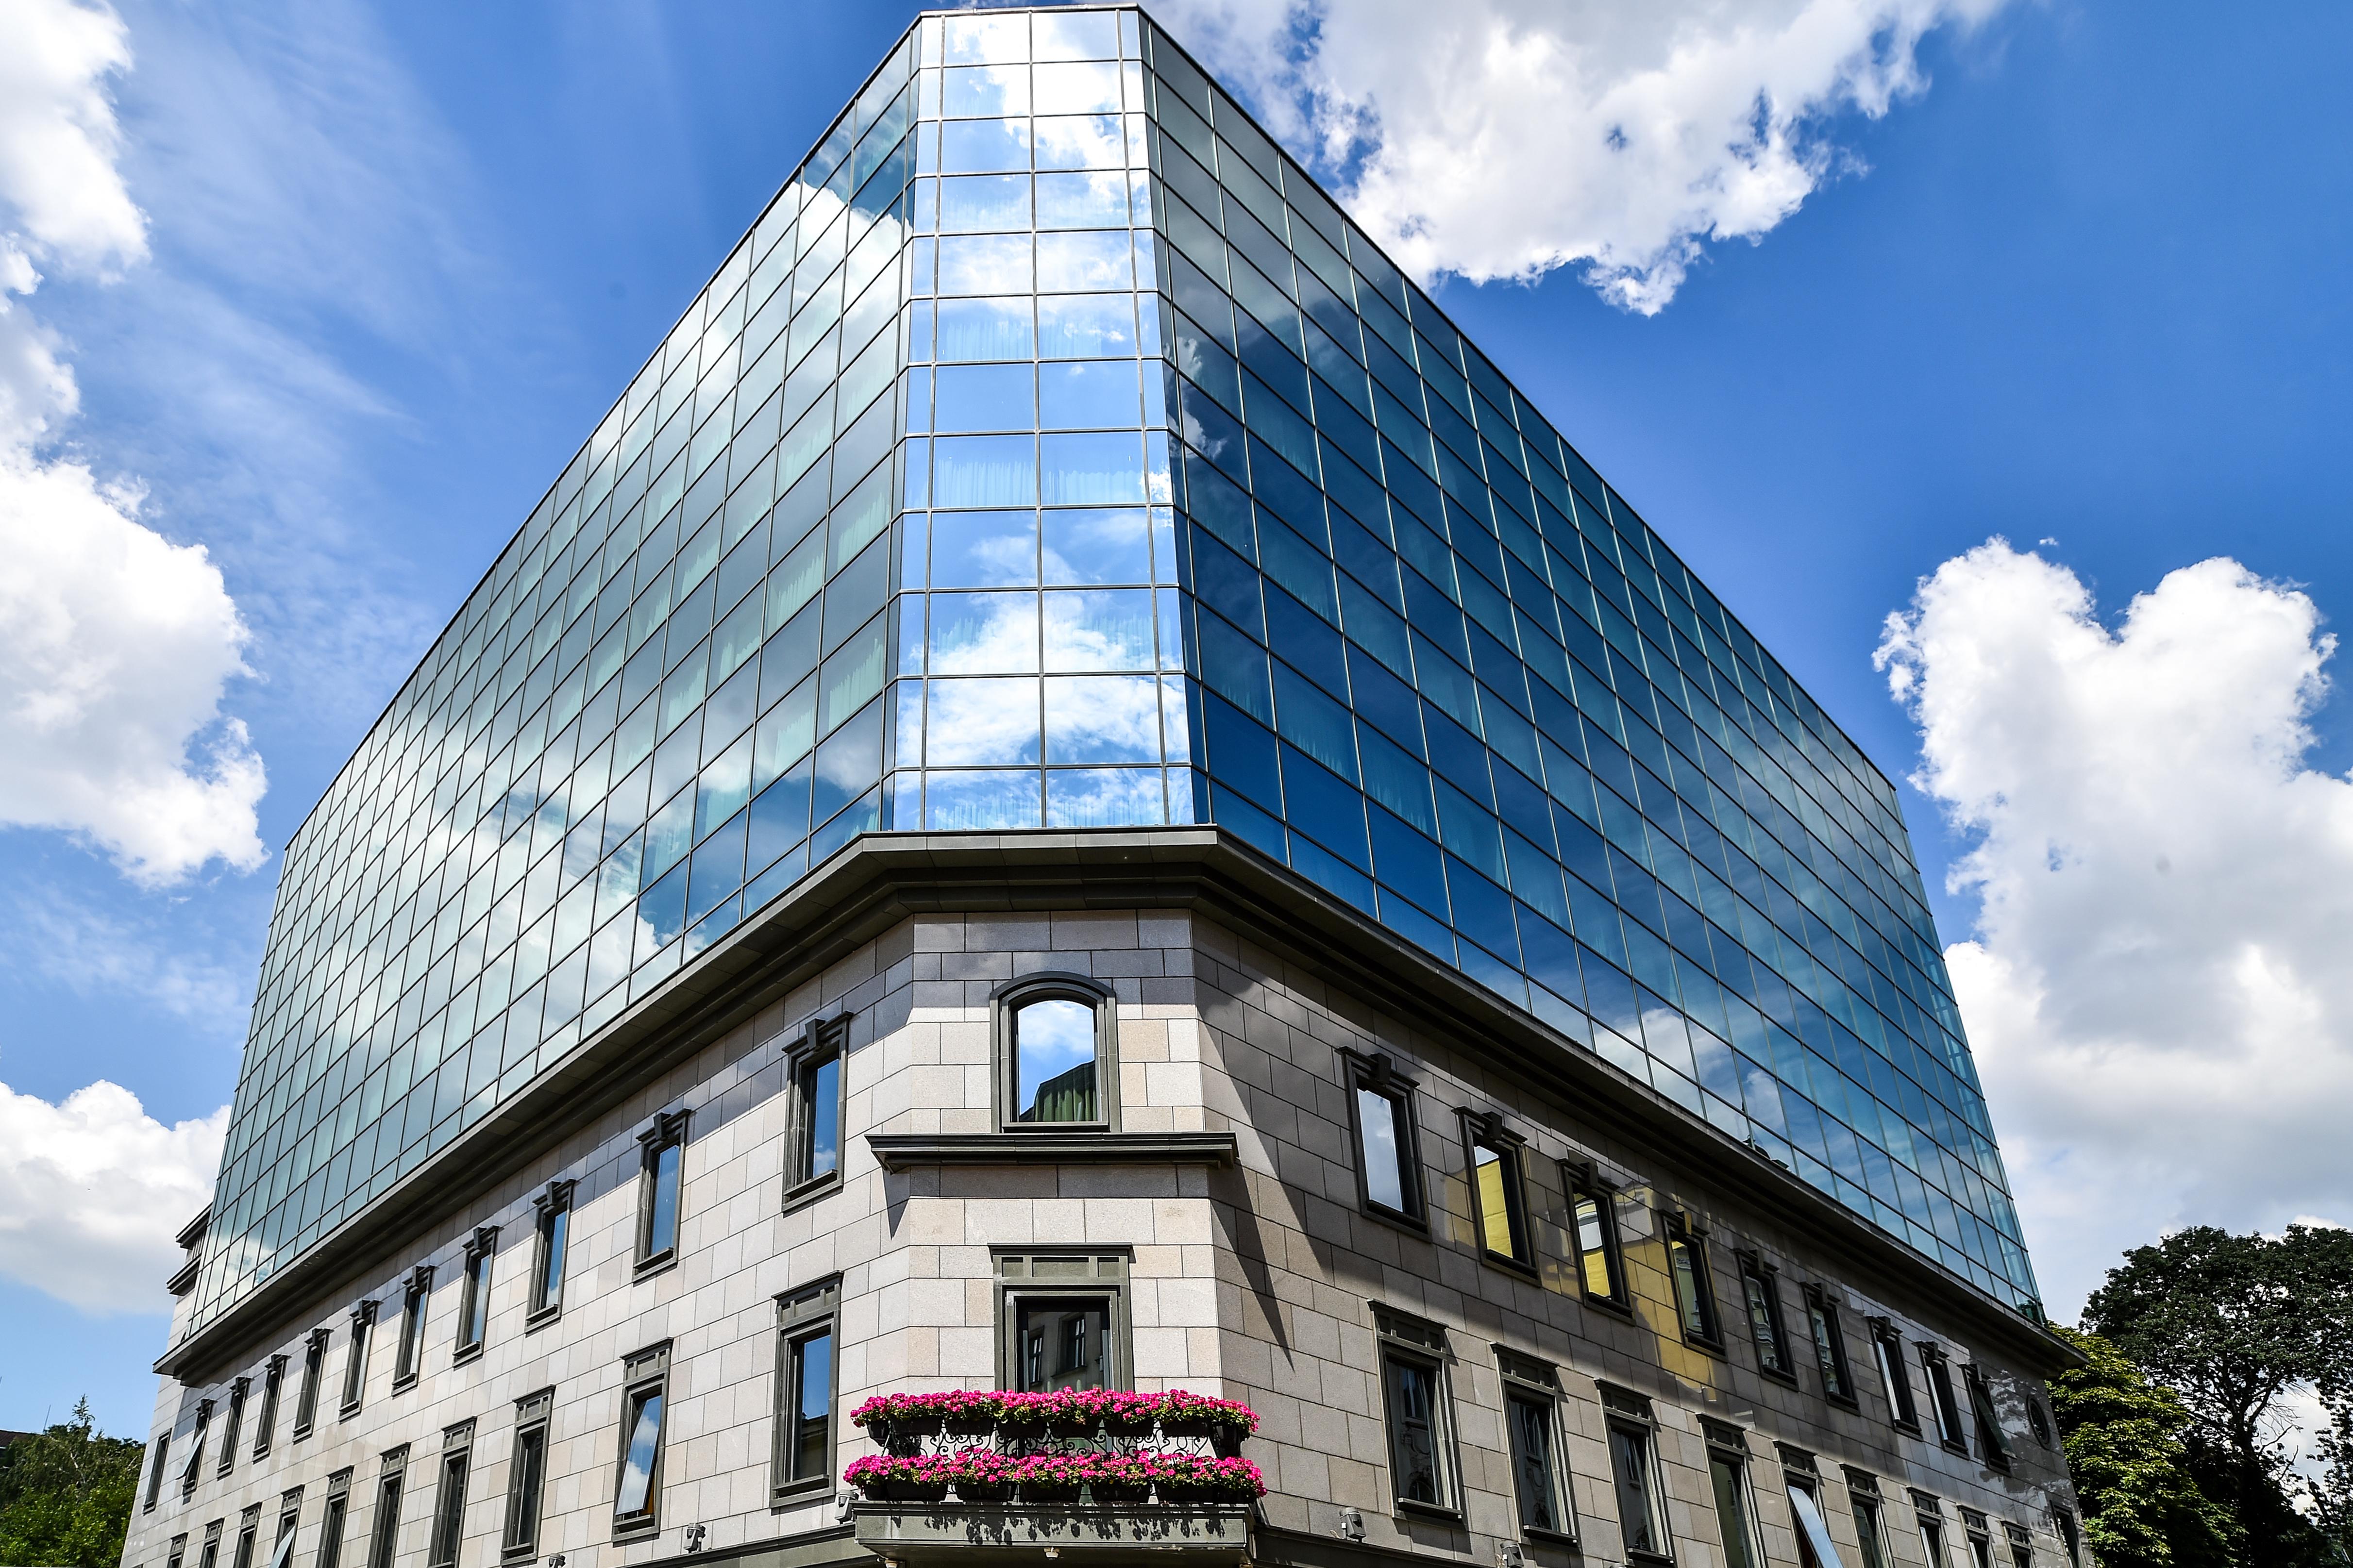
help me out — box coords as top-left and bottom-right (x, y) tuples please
(1913, 1490), (1949, 1568)
(1700, 1420), (1761, 1568)
(1960, 1507), (1995, 1568)
(293, 1331), (329, 1441)
(2053, 1506), (2081, 1567)
(1343, 1050), (1426, 1230)
(1562, 1161), (1630, 1313)
(992, 972), (1121, 1132)
(771, 1277), (842, 1504)
(784, 1014), (851, 1207)
(144, 1433), (170, 1514)
(1804, 1285), (1857, 1408)
(454, 1228), (498, 1365)
(1372, 1304), (1462, 1520)
(426, 1422), (472, 1568)
(1597, 1382), (1671, 1566)
(218, 1380), (249, 1478)
(635, 1110), (692, 1278)
(392, 1267), (434, 1393)
(501, 1389), (553, 1560)
(364, 1448), (405, 1568)
(253, 1356), (287, 1460)
(232, 1504), (262, 1568)
(1493, 1348), (1575, 1545)
(1964, 1363), (2013, 1471)
(1842, 1468), (1891, 1568)
(268, 1489), (302, 1568)
(1662, 1211), (1723, 1350)
(318, 1469), (352, 1568)
(339, 1302), (377, 1420)
(2003, 1521), (2034, 1568)
(1871, 1319), (1921, 1433)
(994, 1250), (1132, 1393)
(1460, 1110), (1535, 1275)
(167, 1532), (186, 1568)
(198, 1518), (223, 1568)
(1921, 1345), (1969, 1455)
(612, 1343), (672, 1541)
(180, 1399), (213, 1500)
(527, 1181), (575, 1327)
(1735, 1251), (1796, 1385)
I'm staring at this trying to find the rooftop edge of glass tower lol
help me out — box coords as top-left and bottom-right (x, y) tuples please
(187, 2), (2037, 1353)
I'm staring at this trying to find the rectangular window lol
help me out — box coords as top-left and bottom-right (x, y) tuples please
(144, 1434), (170, 1513)
(502, 1390), (553, 1560)
(427, 1425), (471, 1568)
(254, 1357), (286, 1459)
(393, 1268), (433, 1392)
(613, 1344), (671, 1537)
(318, 1471), (352, 1568)
(773, 1279), (841, 1501)
(636, 1111), (690, 1272)
(1873, 1322), (1920, 1431)
(294, 1332), (329, 1440)
(232, 1506), (261, 1568)
(1462, 1112), (1532, 1269)
(1663, 1214), (1721, 1346)
(219, 1381), (249, 1477)
(1495, 1351), (1572, 1542)
(1737, 1254), (1792, 1381)
(364, 1451), (404, 1568)
(1805, 1286), (1856, 1405)
(339, 1303), (376, 1419)
(1844, 1471), (1889, 1568)
(1916, 1497), (1949, 1568)
(180, 1400), (213, 1499)
(529, 1182), (574, 1322)
(1564, 1164), (1628, 1307)
(1374, 1306), (1459, 1517)
(455, 1229), (497, 1362)
(1708, 1447), (1760, 1568)
(2004, 1523), (2034, 1568)
(1960, 1513), (1994, 1568)
(1599, 1385), (1668, 1562)
(1922, 1348), (1967, 1453)
(198, 1520), (223, 1568)
(2053, 1508), (2081, 1568)
(1966, 1365), (2013, 1470)
(168, 1533), (186, 1568)
(268, 1492), (301, 1568)
(998, 978), (1115, 1128)
(996, 1252), (1129, 1392)
(1346, 1051), (1423, 1225)
(787, 1016), (849, 1200)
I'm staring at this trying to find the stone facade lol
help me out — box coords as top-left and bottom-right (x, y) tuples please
(127, 873), (2078, 1568)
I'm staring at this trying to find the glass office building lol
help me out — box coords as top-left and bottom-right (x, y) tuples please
(189, 4), (2037, 1345)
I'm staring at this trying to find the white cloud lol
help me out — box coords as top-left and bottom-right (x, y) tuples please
(1157, 0), (2013, 312)
(0, 1078), (227, 1313)
(1877, 540), (2353, 1316)
(0, 0), (148, 278)
(0, 0), (268, 885)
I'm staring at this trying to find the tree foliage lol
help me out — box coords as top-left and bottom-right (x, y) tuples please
(2083, 1223), (2353, 1567)
(2047, 1323), (2236, 1568)
(0, 1400), (145, 1568)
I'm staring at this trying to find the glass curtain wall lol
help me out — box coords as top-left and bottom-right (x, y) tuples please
(189, 3), (2037, 1338)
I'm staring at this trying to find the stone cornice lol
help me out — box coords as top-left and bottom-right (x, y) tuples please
(866, 1131), (1241, 1171)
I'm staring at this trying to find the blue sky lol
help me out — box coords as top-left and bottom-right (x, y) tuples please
(2, 0), (2348, 1435)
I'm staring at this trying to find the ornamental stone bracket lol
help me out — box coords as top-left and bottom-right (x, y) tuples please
(852, 1502), (1252, 1568)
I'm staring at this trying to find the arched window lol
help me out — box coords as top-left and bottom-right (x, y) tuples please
(994, 974), (1117, 1129)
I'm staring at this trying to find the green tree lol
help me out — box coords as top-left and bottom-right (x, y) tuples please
(0, 1400), (145, 1568)
(2083, 1224), (2353, 1567)
(2047, 1323), (2236, 1568)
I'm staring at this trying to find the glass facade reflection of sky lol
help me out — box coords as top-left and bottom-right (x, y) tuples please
(188, 3), (2037, 1342)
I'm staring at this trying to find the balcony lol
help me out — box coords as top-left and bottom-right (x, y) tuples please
(845, 1391), (1261, 1568)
